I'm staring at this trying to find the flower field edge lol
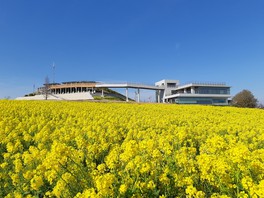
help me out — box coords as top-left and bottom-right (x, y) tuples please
(0, 100), (264, 198)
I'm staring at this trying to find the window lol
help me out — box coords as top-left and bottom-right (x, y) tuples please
(213, 99), (227, 104)
(167, 83), (176, 88)
(175, 97), (209, 104)
(196, 87), (230, 95)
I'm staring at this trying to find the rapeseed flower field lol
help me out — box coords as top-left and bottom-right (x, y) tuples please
(0, 100), (264, 197)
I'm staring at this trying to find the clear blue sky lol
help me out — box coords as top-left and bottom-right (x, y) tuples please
(0, 0), (263, 102)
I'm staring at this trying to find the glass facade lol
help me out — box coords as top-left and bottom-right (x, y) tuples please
(174, 97), (227, 105)
(171, 87), (230, 95)
(163, 84), (230, 105)
(195, 87), (230, 95)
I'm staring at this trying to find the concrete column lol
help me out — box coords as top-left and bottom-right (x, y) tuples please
(184, 88), (187, 93)
(101, 89), (104, 97)
(191, 87), (195, 94)
(157, 90), (160, 103)
(137, 89), (140, 102)
(125, 88), (128, 102)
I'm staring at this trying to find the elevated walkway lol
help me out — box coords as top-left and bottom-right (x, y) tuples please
(96, 82), (164, 102)
(96, 82), (163, 90)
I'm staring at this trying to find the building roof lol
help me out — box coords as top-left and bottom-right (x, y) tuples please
(176, 82), (231, 90)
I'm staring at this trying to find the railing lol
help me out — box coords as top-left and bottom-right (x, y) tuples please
(96, 81), (155, 87)
(96, 82), (163, 90)
(180, 81), (227, 86)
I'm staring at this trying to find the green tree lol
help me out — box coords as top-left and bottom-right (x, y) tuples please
(232, 89), (258, 108)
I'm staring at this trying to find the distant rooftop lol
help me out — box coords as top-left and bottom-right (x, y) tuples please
(44, 81), (98, 86)
(61, 81), (97, 84)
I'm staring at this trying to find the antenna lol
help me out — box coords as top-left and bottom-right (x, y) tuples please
(52, 62), (55, 83)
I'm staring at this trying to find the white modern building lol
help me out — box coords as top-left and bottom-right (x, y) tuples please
(155, 79), (179, 100)
(16, 79), (231, 105)
(155, 80), (231, 105)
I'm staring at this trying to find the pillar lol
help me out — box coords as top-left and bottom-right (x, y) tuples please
(137, 89), (140, 102)
(191, 87), (195, 94)
(101, 89), (104, 97)
(126, 88), (128, 102)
